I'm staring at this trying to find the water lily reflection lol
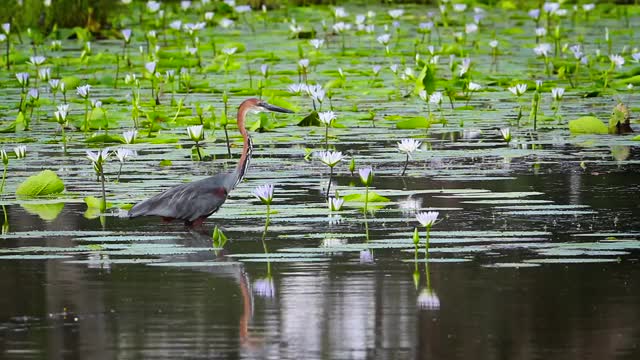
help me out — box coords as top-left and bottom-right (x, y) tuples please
(359, 249), (374, 264)
(417, 288), (440, 310)
(253, 277), (275, 298)
(397, 195), (423, 216)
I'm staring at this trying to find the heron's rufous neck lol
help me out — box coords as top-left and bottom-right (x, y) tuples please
(230, 99), (254, 189)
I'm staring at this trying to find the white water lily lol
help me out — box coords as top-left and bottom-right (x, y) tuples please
(13, 145), (26, 159)
(465, 23), (478, 34)
(287, 83), (307, 94)
(28, 55), (46, 66)
(54, 104), (70, 123)
(508, 83), (527, 96)
(609, 54), (625, 69)
(309, 39), (324, 49)
(252, 184), (274, 205)
(332, 22), (351, 33)
(115, 148), (135, 163)
(328, 197), (344, 211)
(334, 7), (348, 18)
(388, 9), (404, 18)
(468, 82), (481, 91)
(318, 111), (337, 126)
(219, 18), (235, 28)
(146, 0), (160, 13)
(27, 88), (39, 100)
(260, 64), (268, 77)
(122, 29), (132, 43)
(298, 58), (309, 69)
(551, 87), (565, 101)
(222, 47), (237, 56)
(489, 39), (499, 48)
(145, 61), (157, 74)
(458, 58), (471, 77)
(377, 34), (391, 45)
(534, 43), (552, 57)
(499, 127), (512, 143)
(398, 139), (422, 156)
(235, 5), (251, 13)
(372, 65), (381, 75)
(316, 151), (343, 167)
(307, 83), (325, 103)
(429, 91), (443, 105)
(1, 23), (10, 35)
(418, 89), (428, 102)
(15, 72), (29, 86)
(416, 211), (439, 227)
(187, 125), (204, 142)
(122, 130), (137, 144)
(76, 84), (91, 98)
(453, 3), (467, 12)
(38, 68), (50, 81)
(1, 149), (8, 165)
(358, 167), (373, 186)
(86, 148), (110, 164)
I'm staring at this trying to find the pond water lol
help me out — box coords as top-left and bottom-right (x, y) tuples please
(1, 2), (640, 359)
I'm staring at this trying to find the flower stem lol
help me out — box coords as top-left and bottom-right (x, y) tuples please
(401, 153), (409, 176)
(364, 184), (369, 214)
(424, 225), (431, 260)
(325, 124), (329, 151)
(326, 166), (334, 200)
(100, 168), (106, 213)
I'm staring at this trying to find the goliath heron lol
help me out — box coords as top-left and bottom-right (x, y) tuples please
(128, 98), (294, 226)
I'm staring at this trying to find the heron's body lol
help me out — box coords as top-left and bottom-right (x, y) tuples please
(128, 98), (292, 226)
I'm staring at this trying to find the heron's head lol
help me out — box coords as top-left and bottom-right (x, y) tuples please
(243, 98), (295, 114)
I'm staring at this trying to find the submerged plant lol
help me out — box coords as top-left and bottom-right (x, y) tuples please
(398, 138), (422, 176)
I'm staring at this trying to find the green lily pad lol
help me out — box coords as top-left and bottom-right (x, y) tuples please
(568, 116), (608, 135)
(16, 170), (65, 198)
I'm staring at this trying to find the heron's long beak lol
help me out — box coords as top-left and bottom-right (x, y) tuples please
(261, 102), (294, 114)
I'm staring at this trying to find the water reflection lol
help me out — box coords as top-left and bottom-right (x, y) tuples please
(413, 248), (440, 311)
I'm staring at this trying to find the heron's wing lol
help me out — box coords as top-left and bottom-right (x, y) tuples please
(129, 175), (229, 221)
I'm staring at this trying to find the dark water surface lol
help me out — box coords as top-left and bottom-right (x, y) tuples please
(1, 161), (639, 359)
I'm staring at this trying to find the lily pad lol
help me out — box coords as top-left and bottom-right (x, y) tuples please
(568, 116), (608, 135)
(15, 170), (65, 198)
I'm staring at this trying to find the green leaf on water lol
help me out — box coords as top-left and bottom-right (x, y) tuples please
(569, 116), (608, 134)
(86, 133), (126, 143)
(84, 196), (112, 209)
(16, 170), (65, 198)
(395, 116), (430, 129)
(298, 111), (321, 126)
(0, 120), (16, 133)
(342, 192), (390, 203)
(159, 159), (172, 166)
